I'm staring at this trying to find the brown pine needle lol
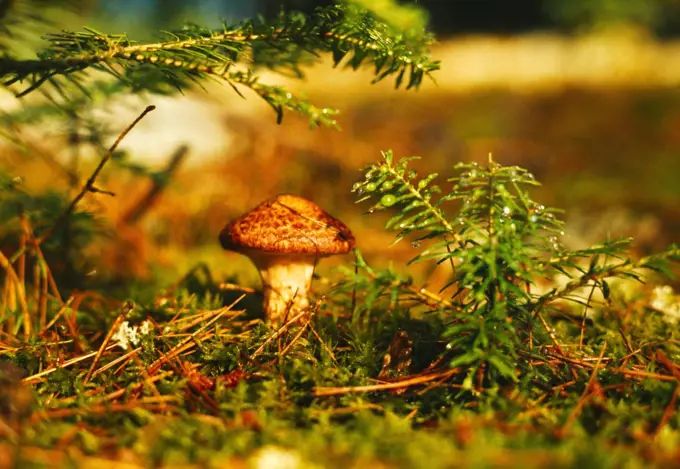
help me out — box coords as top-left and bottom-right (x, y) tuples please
(83, 303), (133, 384)
(42, 296), (75, 332)
(30, 396), (177, 422)
(278, 319), (311, 359)
(22, 345), (118, 384)
(313, 368), (461, 397)
(0, 252), (31, 339)
(251, 309), (308, 358)
(561, 341), (608, 435)
(653, 384), (679, 437)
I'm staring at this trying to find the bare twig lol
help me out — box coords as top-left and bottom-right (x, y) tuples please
(36, 105), (156, 245)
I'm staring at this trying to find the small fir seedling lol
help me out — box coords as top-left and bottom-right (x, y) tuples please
(352, 151), (679, 387)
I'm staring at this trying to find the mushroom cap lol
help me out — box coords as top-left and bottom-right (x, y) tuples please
(219, 194), (355, 256)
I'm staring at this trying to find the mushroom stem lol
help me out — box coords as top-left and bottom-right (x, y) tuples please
(253, 254), (317, 324)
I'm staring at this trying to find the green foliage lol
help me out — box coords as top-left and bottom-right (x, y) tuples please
(545, 0), (680, 31)
(2, 2), (680, 467)
(0, 2), (439, 127)
(352, 151), (680, 386)
(350, 0), (429, 33)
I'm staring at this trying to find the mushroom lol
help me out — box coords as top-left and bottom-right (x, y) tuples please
(219, 194), (355, 323)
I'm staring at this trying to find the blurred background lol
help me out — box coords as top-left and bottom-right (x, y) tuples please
(2, 0), (680, 295)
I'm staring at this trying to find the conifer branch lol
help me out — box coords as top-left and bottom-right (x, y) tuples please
(1, 3), (440, 126)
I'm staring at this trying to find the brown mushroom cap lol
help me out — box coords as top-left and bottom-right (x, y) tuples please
(219, 194), (355, 255)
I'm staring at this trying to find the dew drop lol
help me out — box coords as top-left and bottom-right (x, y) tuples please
(411, 241), (421, 248)
(503, 206), (511, 216)
(530, 215), (538, 222)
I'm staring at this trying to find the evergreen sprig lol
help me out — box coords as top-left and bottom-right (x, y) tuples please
(352, 151), (680, 385)
(1, 3), (439, 127)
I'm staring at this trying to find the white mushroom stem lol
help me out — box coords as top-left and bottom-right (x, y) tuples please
(250, 253), (318, 324)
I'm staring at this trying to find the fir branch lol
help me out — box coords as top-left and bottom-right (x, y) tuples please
(1, 3), (439, 126)
(352, 151), (680, 384)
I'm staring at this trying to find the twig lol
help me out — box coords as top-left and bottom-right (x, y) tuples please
(36, 105), (156, 245)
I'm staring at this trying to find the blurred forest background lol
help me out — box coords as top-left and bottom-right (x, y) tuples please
(3, 0), (680, 295)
